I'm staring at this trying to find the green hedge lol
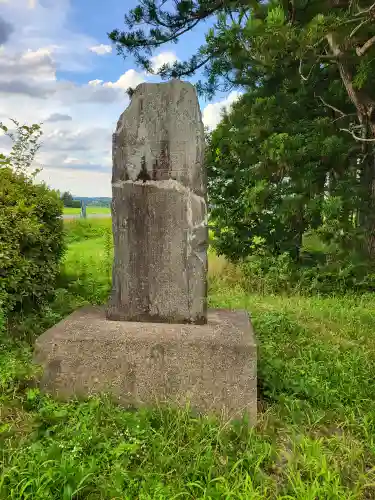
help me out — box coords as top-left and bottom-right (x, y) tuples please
(0, 167), (65, 314)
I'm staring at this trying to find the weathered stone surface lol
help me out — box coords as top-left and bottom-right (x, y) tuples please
(107, 80), (207, 324)
(112, 80), (206, 195)
(34, 306), (257, 424)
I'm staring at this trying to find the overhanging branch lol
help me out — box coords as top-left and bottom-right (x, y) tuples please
(350, 18), (370, 37)
(355, 1), (375, 15)
(299, 58), (315, 80)
(315, 94), (346, 116)
(340, 128), (375, 141)
(356, 35), (375, 56)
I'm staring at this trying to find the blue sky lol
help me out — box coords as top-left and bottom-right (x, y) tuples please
(64, 0), (207, 86)
(0, 0), (240, 196)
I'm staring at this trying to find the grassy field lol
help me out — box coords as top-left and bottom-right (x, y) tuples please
(63, 206), (111, 215)
(1, 219), (375, 498)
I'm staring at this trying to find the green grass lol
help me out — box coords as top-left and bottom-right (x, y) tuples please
(63, 218), (112, 244)
(63, 206), (110, 215)
(1, 219), (375, 498)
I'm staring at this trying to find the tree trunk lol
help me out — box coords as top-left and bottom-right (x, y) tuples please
(327, 33), (375, 258)
(359, 146), (375, 256)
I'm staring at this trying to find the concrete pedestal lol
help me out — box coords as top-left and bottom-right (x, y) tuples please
(34, 306), (257, 423)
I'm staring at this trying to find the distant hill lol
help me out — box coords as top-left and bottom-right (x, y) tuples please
(73, 197), (111, 207)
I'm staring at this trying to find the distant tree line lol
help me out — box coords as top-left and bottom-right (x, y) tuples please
(60, 192), (111, 208)
(79, 197), (111, 208)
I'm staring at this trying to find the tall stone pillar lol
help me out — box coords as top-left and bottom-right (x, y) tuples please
(106, 80), (208, 324)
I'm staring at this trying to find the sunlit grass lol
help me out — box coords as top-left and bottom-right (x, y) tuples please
(1, 219), (375, 498)
(63, 206), (111, 215)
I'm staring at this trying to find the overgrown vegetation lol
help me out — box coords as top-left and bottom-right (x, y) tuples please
(1, 219), (375, 498)
(1, 0), (375, 494)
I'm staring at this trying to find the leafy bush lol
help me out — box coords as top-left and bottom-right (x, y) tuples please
(240, 248), (375, 296)
(240, 251), (297, 294)
(0, 167), (65, 314)
(0, 120), (65, 315)
(297, 258), (375, 295)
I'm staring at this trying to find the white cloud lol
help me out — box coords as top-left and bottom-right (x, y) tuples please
(0, 48), (56, 82)
(0, 0), (97, 73)
(37, 167), (111, 197)
(0, 48), (56, 98)
(0, 0), (37, 7)
(0, 52), (132, 195)
(202, 91), (242, 130)
(150, 51), (179, 72)
(0, 1), (238, 196)
(88, 79), (103, 86)
(0, 46), (141, 104)
(45, 112), (72, 122)
(103, 69), (146, 90)
(0, 0), (127, 196)
(63, 157), (81, 164)
(89, 44), (112, 56)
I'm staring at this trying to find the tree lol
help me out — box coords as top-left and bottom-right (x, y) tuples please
(61, 191), (81, 208)
(0, 119), (42, 177)
(109, 0), (375, 258)
(61, 191), (74, 207)
(108, 0), (269, 97)
(207, 61), (357, 261)
(108, 0), (375, 108)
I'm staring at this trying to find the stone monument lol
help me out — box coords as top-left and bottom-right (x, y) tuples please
(34, 80), (257, 423)
(107, 80), (207, 324)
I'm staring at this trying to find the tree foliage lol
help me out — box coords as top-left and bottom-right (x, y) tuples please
(0, 119), (42, 177)
(110, 0), (375, 266)
(109, 0), (375, 101)
(207, 62), (357, 261)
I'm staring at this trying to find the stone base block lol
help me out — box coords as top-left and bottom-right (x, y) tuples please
(33, 306), (257, 423)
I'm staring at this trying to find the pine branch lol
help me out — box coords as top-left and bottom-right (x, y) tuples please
(340, 128), (375, 141)
(315, 95), (346, 116)
(299, 58), (315, 81)
(356, 35), (375, 56)
(354, 1), (375, 15)
(109, 0), (253, 80)
(350, 18), (370, 37)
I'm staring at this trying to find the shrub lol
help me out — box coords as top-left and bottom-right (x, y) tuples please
(0, 166), (65, 314)
(0, 119), (65, 314)
(239, 247), (375, 296)
(297, 257), (375, 295)
(240, 251), (297, 294)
